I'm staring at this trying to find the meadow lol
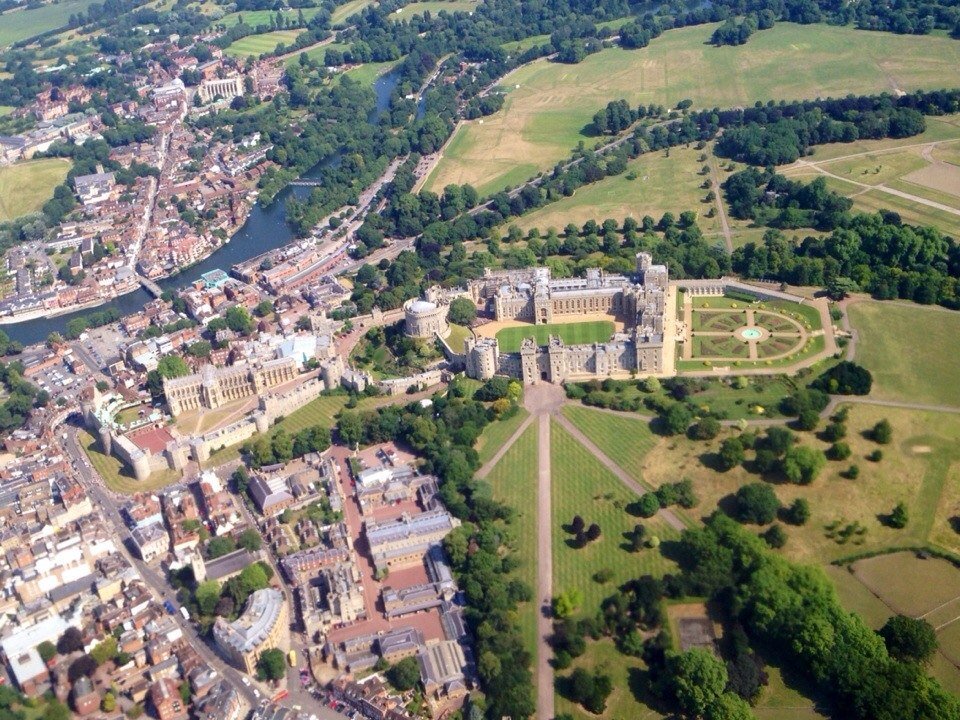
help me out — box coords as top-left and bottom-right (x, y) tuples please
(286, 42), (351, 67)
(780, 115), (960, 238)
(495, 320), (614, 352)
(485, 423), (540, 660)
(388, 0), (477, 20)
(210, 7), (324, 29)
(224, 29), (303, 58)
(551, 421), (677, 620)
(424, 23), (960, 194)
(512, 145), (734, 242)
(330, 0), (375, 25)
(848, 300), (960, 407)
(561, 404), (656, 484)
(0, 0), (100, 47)
(640, 403), (960, 564)
(0, 158), (71, 222)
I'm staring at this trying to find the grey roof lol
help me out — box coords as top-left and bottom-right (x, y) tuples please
(203, 549), (254, 581)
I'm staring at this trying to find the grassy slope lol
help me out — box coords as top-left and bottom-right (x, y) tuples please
(562, 404), (656, 483)
(0, 159), (71, 222)
(849, 300), (960, 407)
(426, 22), (960, 195)
(485, 422), (539, 660)
(495, 320), (614, 352)
(0, 0), (100, 47)
(331, 0), (375, 25)
(211, 7), (324, 28)
(388, 0), (476, 20)
(475, 407), (530, 466)
(79, 430), (181, 494)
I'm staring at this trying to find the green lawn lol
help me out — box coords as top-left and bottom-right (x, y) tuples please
(425, 22), (960, 194)
(210, 7), (324, 29)
(512, 145), (731, 239)
(495, 320), (614, 353)
(0, 0), (101, 47)
(331, 0), (375, 25)
(476, 407), (530, 466)
(551, 420), (677, 620)
(0, 159), (71, 222)
(388, 0), (477, 20)
(485, 422), (539, 660)
(849, 300), (960, 407)
(287, 41), (350, 66)
(342, 61), (398, 85)
(444, 323), (472, 354)
(79, 430), (181, 494)
(562, 405), (655, 483)
(224, 29), (303, 57)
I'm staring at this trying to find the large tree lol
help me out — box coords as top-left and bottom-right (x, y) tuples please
(879, 616), (938, 664)
(664, 649), (728, 718)
(256, 649), (286, 682)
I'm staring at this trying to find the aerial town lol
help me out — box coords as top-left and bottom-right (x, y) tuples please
(2, 0), (960, 717)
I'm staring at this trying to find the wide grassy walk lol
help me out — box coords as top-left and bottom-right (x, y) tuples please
(485, 422), (540, 659)
(551, 421), (677, 618)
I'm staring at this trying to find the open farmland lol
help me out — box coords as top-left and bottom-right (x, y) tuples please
(0, 0), (101, 47)
(0, 159), (71, 222)
(849, 300), (960, 407)
(424, 23), (960, 195)
(224, 29), (303, 57)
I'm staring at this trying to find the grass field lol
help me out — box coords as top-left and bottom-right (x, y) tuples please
(512, 145), (734, 241)
(444, 323), (471, 354)
(475, 407), (530, 466)
(331, 0), (375, 24)
(342, 61), (397, 85)
(562, 405), (656, 484)
(551, 421), (677, 619)
(286, 41), (350, 66)
(485, 423), (539, 661)
(79, 430), (181, 494)
(780, 115), (960, 237)
(425, 23), (960, 195)
(210, 7), (324, 28)
(0, 0), (100, 47)
(642, 403), (960, 564)
(0, 159), (71, 222)
(224, 29), (303, 57)
(849, 300), (960, 407)
(389, 0), (477, 20)
(495, 320), (614, 353)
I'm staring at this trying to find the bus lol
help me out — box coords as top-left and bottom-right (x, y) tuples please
(288, 650), (297, 667)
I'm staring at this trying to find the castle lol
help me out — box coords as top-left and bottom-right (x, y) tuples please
(464, 253), (669, 384)
(163, 356), (298, 417)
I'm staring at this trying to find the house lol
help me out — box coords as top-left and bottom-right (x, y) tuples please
(74, 171), (116, 205)
(131, 523), (168, 562)
(149, 677), (188, 720)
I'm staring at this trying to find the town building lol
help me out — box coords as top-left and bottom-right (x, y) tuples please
(403, 298), (450, 340)
(364, 511), (460, 572)
(198, 77), (244, 104)
(213, 588), (288, 674)
(73, 171), (117, 205)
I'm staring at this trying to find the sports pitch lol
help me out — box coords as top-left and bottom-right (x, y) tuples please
(495, 320), (614, 352)
(424, 23), (960, 195)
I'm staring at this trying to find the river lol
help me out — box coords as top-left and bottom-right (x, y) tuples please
(4, 69), (402, 347)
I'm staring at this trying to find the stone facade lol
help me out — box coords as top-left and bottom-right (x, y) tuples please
(212, 588), (288, 674)
(163, 357), (298, 417)
(465, 253), (668, 384)
(403, 298), (450, 339)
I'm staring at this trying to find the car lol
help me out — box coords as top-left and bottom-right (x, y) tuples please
(241, 677), (251, 687)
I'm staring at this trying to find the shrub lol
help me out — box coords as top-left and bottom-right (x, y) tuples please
(688, 417), (721, 440)
(718, 437), (745, 471)
(872, 419), (892, 444)
(782, 446), (826, 485)
(734, 483), (780, 525)
(887, 502), (909, 529)
(843, 464), (860, 479)
(879, 615), (938, 663)
(812, 361), (873, 395)
(762, 524), (787, 548)
(868, 449), (884, 462)
(781, 498), (810, 526)
(827, 441), (851, 461)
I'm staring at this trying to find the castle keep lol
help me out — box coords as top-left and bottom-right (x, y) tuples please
(465, 253), (668, 384)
